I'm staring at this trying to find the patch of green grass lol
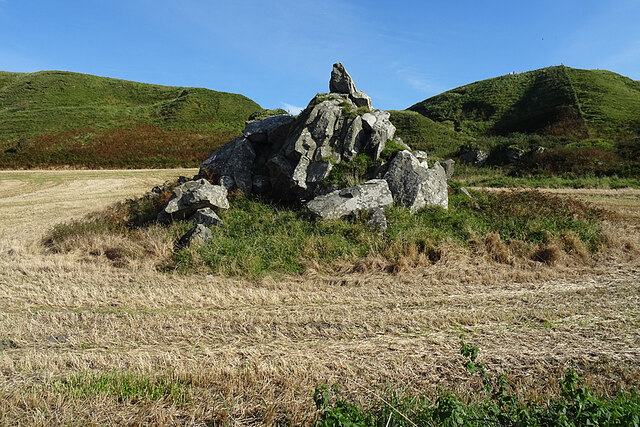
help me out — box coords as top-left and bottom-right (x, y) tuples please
(324, 153), (375, 187)
(0, 70), (262, 168)
(51, 371), (190, 405)
(389, 110), (473, 158)
(315, 343), (640, 426)
(379, 139), (408, 161)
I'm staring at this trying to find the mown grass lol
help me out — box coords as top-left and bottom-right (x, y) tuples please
(0, 70), (261, 168)
(45, 187), (610, 277)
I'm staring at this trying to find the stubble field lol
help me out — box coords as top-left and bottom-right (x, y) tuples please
(0, 170), (639, 425)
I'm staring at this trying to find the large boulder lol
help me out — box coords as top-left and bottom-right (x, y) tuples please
(306, 179), (393, 219)
(329, 62), (357, 94)
(243, 114), (295, 145)
(384, 151), (448, 212)
(160, 179), (229, 221)
(200, 137), (255, 194)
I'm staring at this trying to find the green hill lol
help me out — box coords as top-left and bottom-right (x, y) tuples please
(0, 70), (262, 168)
(405, 66), (640, 178)
(408, 65), (640, 142)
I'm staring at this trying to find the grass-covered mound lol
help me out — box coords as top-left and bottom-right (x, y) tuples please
(44, 187), (611, 277)
(0, 70), (262, 168)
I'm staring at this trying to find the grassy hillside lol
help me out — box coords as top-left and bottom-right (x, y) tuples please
(389, 110), (474, 158)
(0, 70), (262, 168)
(406, 66), (640, 180)
(408, 65), (640, 142)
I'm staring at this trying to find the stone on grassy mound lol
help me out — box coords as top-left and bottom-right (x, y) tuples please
(384, 150), (448, 213)
(176, 224), (212, 249)
(160, 179), (229, 221)
(306, 179), (393, 219)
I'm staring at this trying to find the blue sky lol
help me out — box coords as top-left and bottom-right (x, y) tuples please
(1, 0), (639, 113)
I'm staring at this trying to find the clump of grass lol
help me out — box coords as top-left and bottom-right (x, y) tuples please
(379, 139), (407, 161)
(51, 371), (191, 405)
(324, 153), (375, 187)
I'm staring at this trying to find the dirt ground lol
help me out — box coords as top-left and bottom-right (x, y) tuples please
(1, 170), (639, 425)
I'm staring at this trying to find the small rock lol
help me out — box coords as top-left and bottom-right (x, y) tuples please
(189, 207), (222, 227)
(459, 149), (488, 167)
(367, 207), (387, 233)
(442, 159), (455, 180)
(177, 224), (212, 249)
(457, 186), (473, 199)
(161, 179), (229, 221)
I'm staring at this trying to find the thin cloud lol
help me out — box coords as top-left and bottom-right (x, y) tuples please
(394, 65), (445, 96)
(281, 102), (303, 115)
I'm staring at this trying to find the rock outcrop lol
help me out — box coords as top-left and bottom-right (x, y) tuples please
(155, 63), (451, 248)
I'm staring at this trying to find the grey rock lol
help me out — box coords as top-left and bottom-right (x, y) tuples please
(267, 154), (294, 192)
(177, 224), (212, 249)
(219, 175), (235, 190)
(457, 186), (473, 199)
(243, 114), (295, 144)
(459, 149), (488, 167)
(329, 62), (356, 94)
(306, 179), (393, 220)
(413, 150), (429, 163)
(161, 179), (229, 221)
(291, 155), (311, 190)
(349, 90), (372, 110)
(361, 112), (377, 131)
(367, 207), (387, 233)
(369, 110), (396, 160)
(442, 159), (455, 180)
(306, 161), (333, 183)
(199, 136), (255, 194)
(342, 116), (365, 160)
(189, 207), (222, 227)
(384, 151), (448, 213)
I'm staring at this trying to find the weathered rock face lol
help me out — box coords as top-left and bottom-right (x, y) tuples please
(199, 137), (255, 194)
(330, 62), (357, 94)
(306, 179), (393, 219)
(384, 151), (448, 212)
(243, 114), (296, 145)
(160, 179), (229, 221)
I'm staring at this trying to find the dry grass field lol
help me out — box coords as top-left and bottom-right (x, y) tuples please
(0, 170), (639, 425)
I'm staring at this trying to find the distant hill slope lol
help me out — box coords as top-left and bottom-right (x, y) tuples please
(408, 66), (640, 142)
(0, 70), (261, 168)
